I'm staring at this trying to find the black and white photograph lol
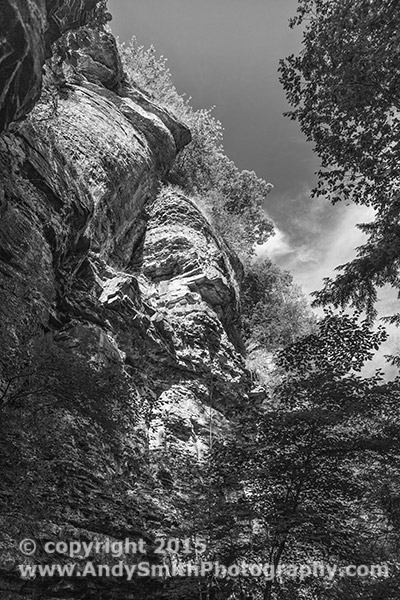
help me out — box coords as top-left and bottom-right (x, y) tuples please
(0, 1), (399, 598)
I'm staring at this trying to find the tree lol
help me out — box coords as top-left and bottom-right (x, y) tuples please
(278, 0), (400, 318)
(210, 158), (275, 256)
(241, 258), (317, 350)
(117, 37), (274, 261)
(213, 312), (400, 600)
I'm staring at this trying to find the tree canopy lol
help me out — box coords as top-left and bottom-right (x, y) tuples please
(279, 0), (400, 318)
(212, 313), (400, 600)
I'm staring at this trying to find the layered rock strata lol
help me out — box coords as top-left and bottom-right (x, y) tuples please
(0, 7), (255, 599)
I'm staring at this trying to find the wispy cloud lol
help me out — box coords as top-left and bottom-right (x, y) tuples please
(258, 192), (400, 378)
(259, 188), (375, 297)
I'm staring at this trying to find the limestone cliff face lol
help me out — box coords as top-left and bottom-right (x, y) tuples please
(0, 8), (253, 599)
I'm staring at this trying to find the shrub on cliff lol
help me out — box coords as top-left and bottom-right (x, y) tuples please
(118, 37), (274, 261)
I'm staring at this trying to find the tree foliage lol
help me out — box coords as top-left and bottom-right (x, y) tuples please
(212, 313), (400, 600)
(241, 258), (317, 351)
(118, 37), (274, 261)
(279, 0), (400, 317)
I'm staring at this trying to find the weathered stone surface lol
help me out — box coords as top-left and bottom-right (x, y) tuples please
(0, 12), (252, 600)
(121, 84), (192, 154)
(44, 0), (99, 48)
(59, 27), (124, 89)
(142, 188), (240, 323)
(0, 0), (46, 131)
(140, 187), (248, 407)
(0, 0), (99, 132)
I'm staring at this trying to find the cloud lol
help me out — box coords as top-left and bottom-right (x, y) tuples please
(257, 226), (292, 260)
(293, 203), (374, 296)
(258, 192), (400, 378)
(259, 189), (375, 297)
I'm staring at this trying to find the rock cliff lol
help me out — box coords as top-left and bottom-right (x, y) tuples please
(0, 0), (101, 133)
(0, 3), (254, 598)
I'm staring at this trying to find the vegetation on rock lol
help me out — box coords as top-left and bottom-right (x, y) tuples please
(118, 37), (274, 263)
(2, 1), (400, 600)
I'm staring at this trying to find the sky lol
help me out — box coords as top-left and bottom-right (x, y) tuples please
(108, 0), (399, 375)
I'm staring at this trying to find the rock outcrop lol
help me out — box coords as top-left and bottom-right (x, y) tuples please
(0, 0), (99, 132)
(0, 8), (254, 600)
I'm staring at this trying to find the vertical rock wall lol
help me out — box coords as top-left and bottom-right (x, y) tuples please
(0, 8), (255, 599)
(0, 0), (99, 132)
